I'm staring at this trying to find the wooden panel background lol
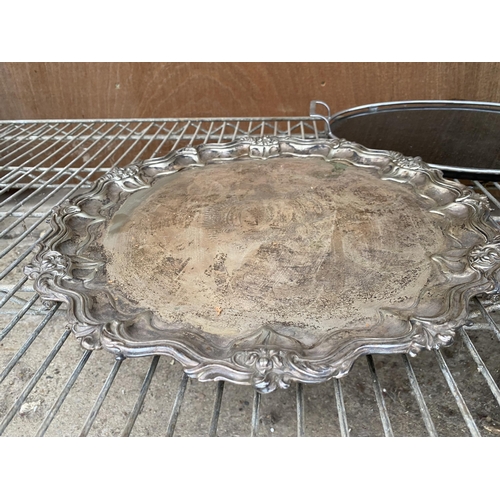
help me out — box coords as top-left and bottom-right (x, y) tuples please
(1, 62), (499, 120)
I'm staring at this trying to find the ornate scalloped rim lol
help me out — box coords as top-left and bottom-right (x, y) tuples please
(24, 136), (500, 393)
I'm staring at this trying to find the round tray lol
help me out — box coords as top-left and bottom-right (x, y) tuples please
(25, 137), (500, 392)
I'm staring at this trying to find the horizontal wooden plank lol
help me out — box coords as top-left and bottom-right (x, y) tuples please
(1, 62), (499, 120)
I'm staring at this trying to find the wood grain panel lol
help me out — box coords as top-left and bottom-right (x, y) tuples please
(1, 62), (499, 120)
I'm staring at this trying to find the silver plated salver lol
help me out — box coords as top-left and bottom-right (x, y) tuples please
(25, 137), (500, 392)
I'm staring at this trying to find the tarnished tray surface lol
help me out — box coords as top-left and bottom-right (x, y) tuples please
(25, 137), (500, 392)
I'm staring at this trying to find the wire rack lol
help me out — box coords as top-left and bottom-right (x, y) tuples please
(1, 116), (500, 437)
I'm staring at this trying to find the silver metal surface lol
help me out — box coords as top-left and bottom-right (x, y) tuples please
(313, 99), (500, 176)
(1, 116), (500, 436)
(25, 136), (500, 392)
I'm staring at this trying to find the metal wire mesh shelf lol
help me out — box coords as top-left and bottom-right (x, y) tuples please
(1, 116), (500, 437)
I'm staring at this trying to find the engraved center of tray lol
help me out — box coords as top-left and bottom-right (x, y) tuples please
(103, 157), (444, 339)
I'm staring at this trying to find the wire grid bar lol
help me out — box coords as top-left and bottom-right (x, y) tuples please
(1, 117), (500, 437)
(0, 328), (71, 436)
(401, 354), (438, 436)
(120, 355), (160, 437)
(333, 379), (349, 437)
(209, 381), (225, 437)
(251, 391), (261, 437)
(459, 328), (500, 407)
(296, 383), (305, 437)
(0, 118), (320, 189)
(36, 349), (93, 437)
(0, 302), (60, 384)
(79, 358), (124, 437)
(166, 373), (189, 437)
(434, 349), (482, 437)
(366, 355), (394, 437)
